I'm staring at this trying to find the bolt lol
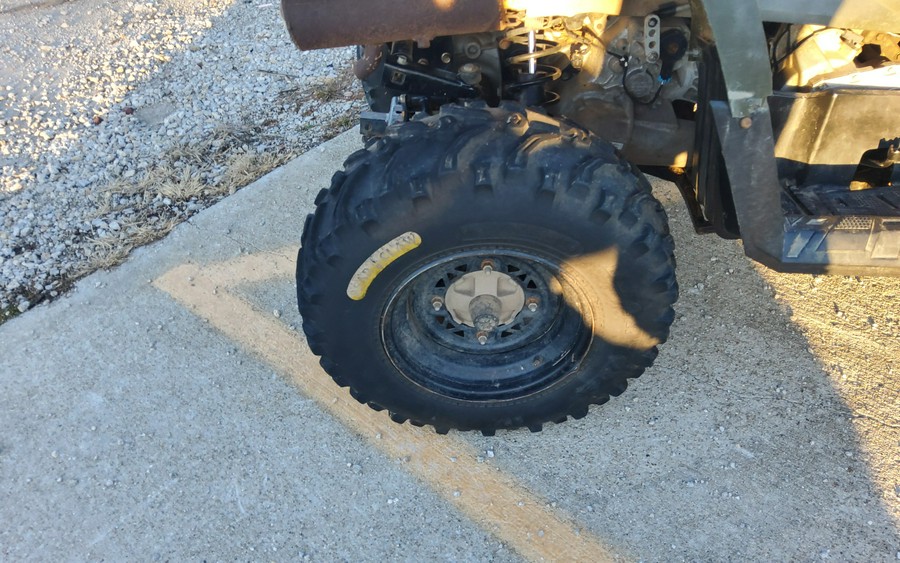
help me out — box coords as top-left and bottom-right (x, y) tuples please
(431, 297), (444, 311)
(397, 55), (409, 66)
(740, 117), (753, 129)
(476, 331), (489, 345)
(458, 62), (482, 86)
(507, 114), (524, 126)
(441, 52), (452, 64)
(527, 298), (540, 313)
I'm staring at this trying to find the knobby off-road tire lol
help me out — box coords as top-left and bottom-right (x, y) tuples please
(297, 103), (678, 434)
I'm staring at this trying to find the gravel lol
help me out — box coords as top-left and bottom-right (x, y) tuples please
(0, 0), (365, 319)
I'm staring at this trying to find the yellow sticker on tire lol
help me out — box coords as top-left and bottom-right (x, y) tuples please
(347, 232), (422, 301)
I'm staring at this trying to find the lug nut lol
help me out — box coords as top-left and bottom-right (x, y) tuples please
(527, 298), (540, 313)
(507, 114), (523, 126)
(431, 297), (444, 311)
(481, 259), (495, 274)
(476, 331), (489, 345)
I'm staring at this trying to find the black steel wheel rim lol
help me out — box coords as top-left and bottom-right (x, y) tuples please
(381, 248), (593, 401)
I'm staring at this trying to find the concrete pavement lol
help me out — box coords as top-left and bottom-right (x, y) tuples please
(1, 130), (898, 561)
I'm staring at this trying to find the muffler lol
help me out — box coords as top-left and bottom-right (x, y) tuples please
(281, 0), (505, 51)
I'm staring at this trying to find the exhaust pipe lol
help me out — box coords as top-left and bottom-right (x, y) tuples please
(281, 0), (505, 51)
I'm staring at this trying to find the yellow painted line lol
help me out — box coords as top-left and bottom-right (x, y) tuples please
(154, 248), (620, 563)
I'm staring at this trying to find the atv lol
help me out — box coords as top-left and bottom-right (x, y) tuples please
(281, 0), (900, 433)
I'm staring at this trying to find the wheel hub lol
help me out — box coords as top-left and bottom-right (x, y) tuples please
(443, 264), (526, 330)
(381, 250), (591, 401)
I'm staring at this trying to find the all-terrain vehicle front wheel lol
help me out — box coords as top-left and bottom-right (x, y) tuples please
(297, 103), (678, 434)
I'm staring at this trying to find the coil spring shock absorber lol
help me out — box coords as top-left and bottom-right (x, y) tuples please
(503, 19), (565, 106)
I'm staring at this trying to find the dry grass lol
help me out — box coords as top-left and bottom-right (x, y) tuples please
(119, 216), (182, 247)
(311, 77), (345, 102)
(219, 151), (287, 195)
(156, 167), (204, 202)
(82, 124), (291, 274)
(79, 241), (131, 273)
(278, 65), (359, 110)
(329, 114), (356, 133)
(78, 216), (181, 275)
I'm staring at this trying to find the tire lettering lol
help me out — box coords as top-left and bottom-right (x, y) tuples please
(347, 232), (422, 301)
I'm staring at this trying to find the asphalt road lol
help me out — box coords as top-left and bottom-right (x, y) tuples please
(1, 130), (898, 561)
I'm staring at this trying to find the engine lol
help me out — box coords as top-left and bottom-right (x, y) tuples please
(349, 4), (898, 172)
(355, 8), (698, 166)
